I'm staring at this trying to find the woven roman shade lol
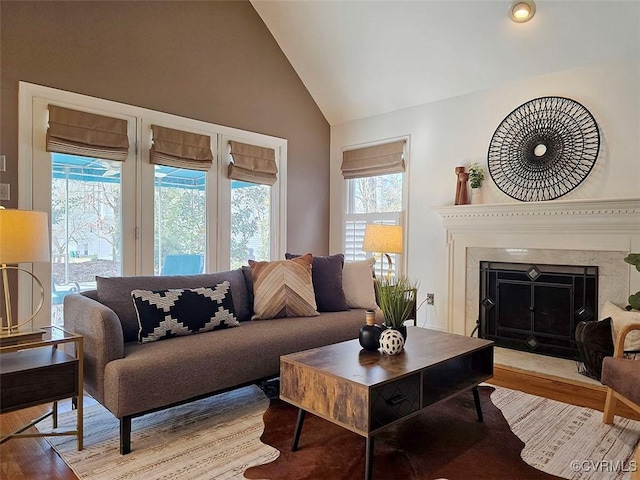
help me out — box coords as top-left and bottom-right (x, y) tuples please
(150, 125), (214, 171)
(46, 105), (130, 162)
(341, 140), (406, 179)
(228, 141), (277, 186)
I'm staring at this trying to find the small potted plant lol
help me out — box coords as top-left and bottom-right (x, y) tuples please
(468, 163), (485, 204)
(376, 275), (419, 341)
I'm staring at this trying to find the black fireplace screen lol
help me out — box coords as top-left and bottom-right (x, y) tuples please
(479, 261), (598, 360)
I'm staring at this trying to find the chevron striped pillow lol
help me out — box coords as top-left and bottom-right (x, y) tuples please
(249, 253), (319, 320)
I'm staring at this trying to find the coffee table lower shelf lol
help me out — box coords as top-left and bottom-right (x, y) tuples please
(288, 384), (485, 480)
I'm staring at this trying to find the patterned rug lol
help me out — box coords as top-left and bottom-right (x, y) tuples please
(40, 385), (639, 480)
(38, 385), (278, 480)
(491, 387), (640, 480)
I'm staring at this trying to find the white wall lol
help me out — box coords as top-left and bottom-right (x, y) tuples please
(329, 54), (640, 330)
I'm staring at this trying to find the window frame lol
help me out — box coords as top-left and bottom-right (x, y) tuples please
(18, 82), (287, 327)
(342, 137), (409, 276)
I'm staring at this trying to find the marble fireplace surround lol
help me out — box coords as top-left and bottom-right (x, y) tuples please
(434, 197), (640, 336)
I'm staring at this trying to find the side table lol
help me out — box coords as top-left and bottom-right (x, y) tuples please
(0, 326), (83, 450)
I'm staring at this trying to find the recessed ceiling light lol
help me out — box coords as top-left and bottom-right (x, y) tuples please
(510, 0), (536, 23)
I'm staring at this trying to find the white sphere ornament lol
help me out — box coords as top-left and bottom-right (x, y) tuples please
(379, 329), (405, 355)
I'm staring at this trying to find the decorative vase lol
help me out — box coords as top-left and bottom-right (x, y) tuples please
(471, 188), (482, 204)
(455, 168), (470, 205)
(359, 310), (383, 351)
(379, 328), (405, 355)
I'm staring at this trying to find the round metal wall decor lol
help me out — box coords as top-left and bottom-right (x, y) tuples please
(487, 96), (599, 202)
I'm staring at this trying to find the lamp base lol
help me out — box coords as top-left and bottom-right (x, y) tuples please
(1, 264), (46, 335)
(0, 329), (45, 347)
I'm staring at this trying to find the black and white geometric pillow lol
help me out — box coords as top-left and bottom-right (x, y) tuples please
(132, 281), (239, 343)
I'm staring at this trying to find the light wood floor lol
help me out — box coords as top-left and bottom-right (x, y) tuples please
(1, 367), (637, 480)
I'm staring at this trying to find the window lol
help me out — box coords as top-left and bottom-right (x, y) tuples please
(342, 139), (407, 276)
(20, 82), (286, 328)
(222, 136), (283, 270)
(154, 166), (206, 275)
(230, 181), (271, 268)
(50, 154), (125, 324)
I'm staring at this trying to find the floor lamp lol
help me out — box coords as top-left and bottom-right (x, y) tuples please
(362, 224), (403, 280)
(0, 208), (50, 339)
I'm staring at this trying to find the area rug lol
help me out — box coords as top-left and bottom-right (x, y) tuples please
(491, 386), (640, 480)
(40, 385), (639, 480)
(38, 385), (279, 479)
(244, 386), (640, 480)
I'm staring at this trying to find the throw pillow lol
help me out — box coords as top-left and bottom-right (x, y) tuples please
(132, 281), (239, 343)
(285, 253), (349, 312)
(97, 269), (251, 342)
(249, 253), (319, 320)
(575, 317), (614, 381)
(342, 258), (378, 310)
(602, 301), (640, 352)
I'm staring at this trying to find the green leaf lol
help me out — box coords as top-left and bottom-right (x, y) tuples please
(629, 292), (640, 311)
(624, 253), (640, 268)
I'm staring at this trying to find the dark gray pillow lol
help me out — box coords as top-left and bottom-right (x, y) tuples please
(284, 253), (349, 312)
(97, 269), (251, 343)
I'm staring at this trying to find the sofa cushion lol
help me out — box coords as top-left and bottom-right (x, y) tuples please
(97, 269), (250, 343)
(602, 301), (640, 352)
(241, 265), (254, 316)
(285, 253), (349, 312)
(342, 258), (378, 310)
(132, 282), (239, 343)
(104, 309), (375, 417)
(602, 356), (640, 405)
(249, 254), (318, 320)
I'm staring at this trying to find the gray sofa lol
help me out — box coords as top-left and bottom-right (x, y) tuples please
(64, 267), (372, 454)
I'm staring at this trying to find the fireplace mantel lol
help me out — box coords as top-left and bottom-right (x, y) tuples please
(433, 197), (640, 335)
(433, 197), (640, 235)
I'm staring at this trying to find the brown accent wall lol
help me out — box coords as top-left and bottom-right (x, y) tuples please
(0, 0), (330, 254)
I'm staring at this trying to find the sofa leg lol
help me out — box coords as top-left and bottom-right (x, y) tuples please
(120, 417), (132, 454)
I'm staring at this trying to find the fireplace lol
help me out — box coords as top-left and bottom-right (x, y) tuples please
(433, 198), (639, 338)
(478, 261), (598, 360)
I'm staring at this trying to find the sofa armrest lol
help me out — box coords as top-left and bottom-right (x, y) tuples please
(64, 293), (125, 403)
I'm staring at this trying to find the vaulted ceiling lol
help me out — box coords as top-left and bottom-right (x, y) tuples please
(251, 1), (640, 125)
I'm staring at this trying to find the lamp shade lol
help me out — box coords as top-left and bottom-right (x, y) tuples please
(0, 209), (50, 264)
(362, 224), (403, 254)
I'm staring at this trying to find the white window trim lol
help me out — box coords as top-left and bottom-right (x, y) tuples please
(341, 135), (410, 275)
(218, 133), (287, 269)
(18, 81), (287, 327)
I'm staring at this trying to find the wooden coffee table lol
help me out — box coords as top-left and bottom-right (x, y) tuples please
(280, 326), (494, 480)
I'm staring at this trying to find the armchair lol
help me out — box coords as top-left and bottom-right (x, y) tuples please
(601, 322), (640, 480)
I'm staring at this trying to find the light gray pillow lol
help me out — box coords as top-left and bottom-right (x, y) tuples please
(342, 258), (378, 310)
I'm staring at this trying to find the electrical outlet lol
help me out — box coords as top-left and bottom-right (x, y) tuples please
(0, 183), (9, 201)
(0, 155), (6, 172)
(426, 293), (434, 305)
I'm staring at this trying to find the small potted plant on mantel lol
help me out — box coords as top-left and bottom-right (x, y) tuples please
(468, 163), (485, 204)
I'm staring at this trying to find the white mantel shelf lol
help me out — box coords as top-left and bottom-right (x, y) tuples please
(433, 197), (640, 234)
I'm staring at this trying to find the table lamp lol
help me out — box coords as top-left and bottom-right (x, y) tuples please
(362, 224), (403, 280)
(0, 208), (50, 335)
